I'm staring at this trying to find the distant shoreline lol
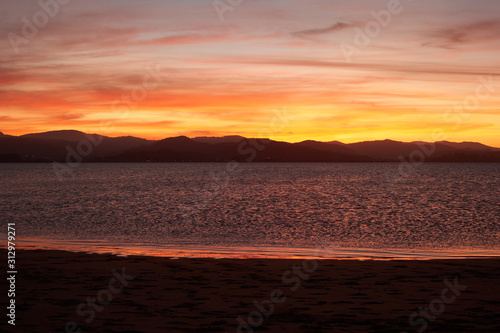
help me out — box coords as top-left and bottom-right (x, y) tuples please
(2, 131), (500, 163)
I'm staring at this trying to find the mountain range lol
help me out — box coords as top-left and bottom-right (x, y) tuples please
(1, 130), (499, 163)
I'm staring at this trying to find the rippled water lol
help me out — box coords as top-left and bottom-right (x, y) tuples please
(1, 163), (499, 258)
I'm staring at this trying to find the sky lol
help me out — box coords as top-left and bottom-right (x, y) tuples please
(1, 0), (500, 145)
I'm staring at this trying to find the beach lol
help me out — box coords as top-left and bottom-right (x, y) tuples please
(2, 250), (499, 332)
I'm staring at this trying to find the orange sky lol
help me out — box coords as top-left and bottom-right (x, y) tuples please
(1, 0), (500, 146)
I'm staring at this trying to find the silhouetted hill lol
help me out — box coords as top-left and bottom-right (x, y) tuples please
(1, 130), (499, 162)
(436, 141), (500, 151)
(326, 140), (346, 146)
(343, 140), (500, 161)
(107, 137), (370, 162)
(193, 136), (246, 144)
(295, 140), (355, 155)
(21, 130), (95, 142)
(0, 130), (152, 162)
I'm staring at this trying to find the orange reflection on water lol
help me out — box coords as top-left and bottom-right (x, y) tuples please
(8, 237), (500, 260)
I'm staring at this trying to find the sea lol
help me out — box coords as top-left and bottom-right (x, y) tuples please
(1, 163), (499, 259)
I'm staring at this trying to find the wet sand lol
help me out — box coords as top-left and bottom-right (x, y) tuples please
(1, 250), (500, 332)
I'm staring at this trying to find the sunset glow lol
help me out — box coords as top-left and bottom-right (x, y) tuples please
(1, 0), (500, 145)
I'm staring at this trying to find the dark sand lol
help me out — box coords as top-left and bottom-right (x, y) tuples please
(1, 250), (500, 332)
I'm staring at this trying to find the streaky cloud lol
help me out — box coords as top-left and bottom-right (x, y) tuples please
(293, 22), (355, 38)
